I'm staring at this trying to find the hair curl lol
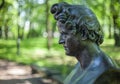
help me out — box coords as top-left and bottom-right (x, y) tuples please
(51, 2), (103, 45)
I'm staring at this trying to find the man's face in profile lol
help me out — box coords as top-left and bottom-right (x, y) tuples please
(57, 21), (82, 56)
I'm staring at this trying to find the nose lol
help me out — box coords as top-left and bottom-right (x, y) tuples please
(59, 39), (65, 44)
(59, 35), (65, 44)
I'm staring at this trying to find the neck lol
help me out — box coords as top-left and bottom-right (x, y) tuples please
(76, 43), (101, 70)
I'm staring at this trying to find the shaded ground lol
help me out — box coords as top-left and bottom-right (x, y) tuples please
(0, 59), (59, 84)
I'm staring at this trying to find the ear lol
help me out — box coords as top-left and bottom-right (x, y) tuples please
(80, 28), (88, 40)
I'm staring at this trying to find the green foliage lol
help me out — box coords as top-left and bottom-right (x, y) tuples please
(116, 17), (120, 28)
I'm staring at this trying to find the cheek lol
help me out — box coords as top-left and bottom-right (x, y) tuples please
(67, 37), (79, 50)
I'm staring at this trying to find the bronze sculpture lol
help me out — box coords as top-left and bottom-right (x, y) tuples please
(51, 2), (120, 84)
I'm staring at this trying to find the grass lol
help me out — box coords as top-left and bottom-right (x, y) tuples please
(0, 37), (120, 76)
(0, 38), (73, 76)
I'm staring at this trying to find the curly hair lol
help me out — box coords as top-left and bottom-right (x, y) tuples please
(51, 2), (103, 45)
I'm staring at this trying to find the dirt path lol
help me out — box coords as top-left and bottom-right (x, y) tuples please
(0, 59), (56, 84)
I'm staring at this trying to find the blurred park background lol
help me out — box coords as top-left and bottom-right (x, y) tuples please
(0, 0), (120, 84)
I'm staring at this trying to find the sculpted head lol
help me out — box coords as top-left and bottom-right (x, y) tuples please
(51, 2), (103, 56)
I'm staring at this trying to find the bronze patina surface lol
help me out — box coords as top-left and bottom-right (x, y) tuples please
(51, 2), (120, 84)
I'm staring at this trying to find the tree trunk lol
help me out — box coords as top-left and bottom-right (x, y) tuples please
(114, 30), (120, 46)
(110, 0), (120, 47)
(0, 26), (2, 38)
(17, 1), (21, 55)
(4, 25), (8, 40)
(27, 21), (32, 38)
(0, 0), (4, 9)
(21, 23), (25, 39)
(113, 15), (120, 46)
(52, 22), (56, 38)
(108, 16), (112, 39)
(17, 23), (21, 55)
(45, 0), (52, 50)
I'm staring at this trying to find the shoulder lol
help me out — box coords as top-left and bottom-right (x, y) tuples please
(99, 52), (116, 68)
(94, 68), (120, 84)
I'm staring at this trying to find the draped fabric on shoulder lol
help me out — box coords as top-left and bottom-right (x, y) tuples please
(94, 68), (120, 84)
(64, 52), (117, 84)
